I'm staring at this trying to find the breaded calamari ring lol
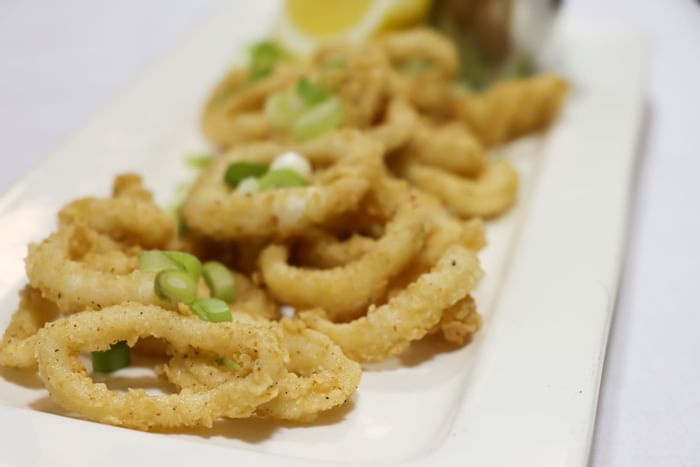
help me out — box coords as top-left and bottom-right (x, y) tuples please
(300, 245), (483, 362)
(202, 66), (304, 147)
(368, 98), (418, 153)
(430, 295), (482, 346)
(380, 28), (458, 78)
(397, 159), (518, 219)
(181, 130), (383, 239)
(313, 42), (392, 128)
(164, 319), (361, 422)
(398, 118), (486, 176)
(454, 73), (568, 147)
(35, 304), (286, 430)
(0, 286), (60, 369)
(295, 190), (486, 272)
(26, 224), (168, 312)
(259, 183), (427, 321)
(59, 174), (174, 249)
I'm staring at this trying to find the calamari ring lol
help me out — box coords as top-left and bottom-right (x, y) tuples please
(367, 98), (418, 153)
(181, 130), (383, 239)
(397, 159), (519, 218)
(202, 66), (304, 147)
(259, 181), (427, 322)
(380, 28), (458, 78)
(26, 224), (168, 312)
(312, 42), (392, 128)
(35, 304), (286, 430)
(59, 174), (174, 249)
(0, 286), (60, 369)
(453, 73), (569, 147)
(300, 245), (483, 362)
(294, 189), (486, 272)
(429, 295), (482, 346)
(164, 318), (361, 422)
(398, 118), (486, 176)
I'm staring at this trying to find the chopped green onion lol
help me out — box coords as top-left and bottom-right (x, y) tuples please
(224, 162), (269, 188)
(396, 57), (433, 73)
(177, 215), (189, 238)
(215, 355), (241, 370)
(296, 77), (331, 106)
(139, 251), (178, 273)
(163, 251), (202, 282)
(202, 261), (237, 303)
(249, 41), (285, 81)
(212, 89), (234, 108)
(264, 90), (306, 128)
(155, 269), (197, 304)
(190, 298), (232, 323)
(322, 57), (346, 71)
(292, 97), (343, 141)
(258, 169), (307, 191)
(91, 341), (131, 374)
(185, 154), (213, 169)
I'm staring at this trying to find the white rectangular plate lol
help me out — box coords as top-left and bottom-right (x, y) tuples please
(0, 3), (645, 466)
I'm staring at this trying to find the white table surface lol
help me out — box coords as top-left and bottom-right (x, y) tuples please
(1, 1), (699, 466)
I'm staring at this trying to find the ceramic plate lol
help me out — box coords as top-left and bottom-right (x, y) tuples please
(0, 2), (645, 466)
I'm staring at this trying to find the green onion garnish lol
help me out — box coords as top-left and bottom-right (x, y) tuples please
(155, 269), (197, 304)
(249, 41), (285, 81)
(292, 96), (343, 141)
(138, 251), (178, 273)
(185, 154), (213, 169)
(264, 90), (306, 128)
(322, 57), (346, 71)
(163, 251), (202, 283)
(296, 77), (331, 106)
(190, 298), (232, 323)
(215, 355), (241, 370)
(91, 341), (131, 374)
(224, 162), (269, 188)
(258, 169), (307, 191)
(202, 261), (237, 303)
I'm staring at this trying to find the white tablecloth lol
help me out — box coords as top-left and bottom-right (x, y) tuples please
(1, 1), (699, 465)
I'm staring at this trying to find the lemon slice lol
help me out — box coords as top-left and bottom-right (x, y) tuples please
(277, 0), (432, 55)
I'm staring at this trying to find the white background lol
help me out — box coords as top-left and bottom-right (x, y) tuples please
(1, 1), (699, 465)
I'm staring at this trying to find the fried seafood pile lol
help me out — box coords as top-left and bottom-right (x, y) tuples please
(0, 28), (567, 432)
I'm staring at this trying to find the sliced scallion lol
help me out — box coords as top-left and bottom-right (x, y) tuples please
(91, 341), (131, 374)
(163, 251), (202, 282)
(249, 41), (285, 81)
(202, 261), (237, 303)
(215, 356), (241, 370)
(155, 269), (197, 304)
(138, 251), (177, 274)
(292, 96), (343, 141)
(296, 77), (331, 106)
(185, 154), (213, 169)
(258, 169), (307, 191)
(190, 298), (232, 323)
(224, 162), (269, 188)
(264, 90), (306, 128)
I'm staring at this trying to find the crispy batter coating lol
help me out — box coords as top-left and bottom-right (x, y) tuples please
(26, 224), (168, 312)
(0, 286), (60, 369)
(431, 295), (482, 346)
(35, 304), (286, 430)
(164, 318), (360, 422)
(300, 245), (483, 362)
(397, 159), (519, 219)
(454, 74), (569, 147)
(182, 130), (383, 239)
(260, 181), (427, 321)
(59, 174), (174, 249)
(397, 118), (486, 176)
(202, 66), (303, 147)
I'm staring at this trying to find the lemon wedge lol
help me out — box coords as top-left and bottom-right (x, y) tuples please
(277, 0), (432, 54)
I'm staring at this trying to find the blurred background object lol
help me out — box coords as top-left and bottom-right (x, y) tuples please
(428, 0), (560, 88)
(277, 0), (560, 88)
